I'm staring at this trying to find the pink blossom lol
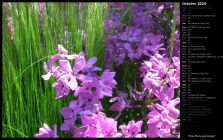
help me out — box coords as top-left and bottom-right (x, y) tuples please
(34, 123), (58, 138)
(119, 120), (146, 138)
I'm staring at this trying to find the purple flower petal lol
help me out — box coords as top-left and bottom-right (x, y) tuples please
(59, 60), (72, 73)
(34, 123), (58, 138)
(110, 103), (122, 111)
(87, 57), (97, 66)
(60, 107), (73, 119)
(68, 76), (78, 91)
(165, 87), (174, 101)
(73, 56), (86, 74)
(124, 43), (133, 52)
(58, 44), (68, 54)
(42, 73), (52, 80)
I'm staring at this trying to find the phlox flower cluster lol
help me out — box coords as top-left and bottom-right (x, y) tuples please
(35, 2), (180, 138)
(104, 2), (180, 68)
(35, 45), (146, 138)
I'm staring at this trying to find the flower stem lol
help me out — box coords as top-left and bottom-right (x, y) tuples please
(169, 3), (178, 63)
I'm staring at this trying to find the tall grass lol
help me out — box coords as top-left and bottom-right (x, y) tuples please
(2, 2), (108, 138)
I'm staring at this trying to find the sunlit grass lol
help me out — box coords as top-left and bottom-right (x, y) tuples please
(2, 2), (108, 137)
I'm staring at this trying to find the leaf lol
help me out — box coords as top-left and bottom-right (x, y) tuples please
(126, 82), (132, 95)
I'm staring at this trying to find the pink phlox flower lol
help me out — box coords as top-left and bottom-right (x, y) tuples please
(119, 120), (146, 138)
(34, 123), (58, 138)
